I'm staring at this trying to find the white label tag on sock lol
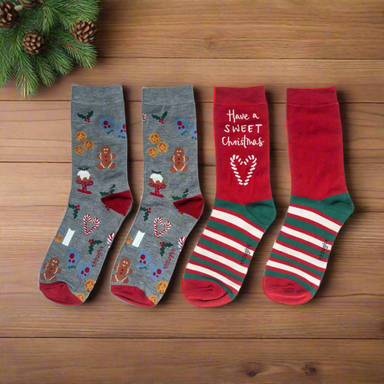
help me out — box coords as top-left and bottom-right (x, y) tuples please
(132, 230), (145, 247)
(62, 228), (75, 246)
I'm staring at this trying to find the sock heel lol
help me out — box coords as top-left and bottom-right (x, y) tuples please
(101, 190), (133, 216)
(173, 194), (204, 219)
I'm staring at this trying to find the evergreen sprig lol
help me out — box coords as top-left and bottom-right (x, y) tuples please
(0, 0), (100, 97)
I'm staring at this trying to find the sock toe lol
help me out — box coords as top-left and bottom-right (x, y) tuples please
(262, 275), (313, 305)
(182, 278), (233, 307)
(39, 282), (83, 306)
(111, 285), (155, 308)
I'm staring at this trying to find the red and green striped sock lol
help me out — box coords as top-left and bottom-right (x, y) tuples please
(182, 86), (276, 307)
(263, 87), (354, 305)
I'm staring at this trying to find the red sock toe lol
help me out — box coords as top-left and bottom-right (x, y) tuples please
(182, 278), (232, 307)
(111, 285), (155, 308)
(262, 275), (313, 305)
(39, 282), (83, 306)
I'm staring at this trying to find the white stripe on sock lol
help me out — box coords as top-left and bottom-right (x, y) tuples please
(288, 206), (341, 233)
(281, 225), (332, 250)
(211, 209), (263, 239)
(186, 263), (241, 291)
(273, 242), (327, 269)
(203, 229), (250, 254)
(267, 260), (321, 286)
(194, 245), (248, 274)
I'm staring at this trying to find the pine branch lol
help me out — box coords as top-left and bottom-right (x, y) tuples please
(50, 29), (97, 68)
(15, 52), (39, 97)
(45, 43), (73, 75)
(0, 30), (14, 87)
(33, 54), (56, 86)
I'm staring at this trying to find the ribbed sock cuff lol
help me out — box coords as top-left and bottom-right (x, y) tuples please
(287, 87), (338, 106)
(72, 85), (124, 105)
(142, 85), (194, 105)
(214, 86), (266, 105)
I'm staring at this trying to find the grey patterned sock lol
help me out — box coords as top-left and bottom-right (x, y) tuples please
(39, 85), (133, 305)
(111, 85), (204, 307)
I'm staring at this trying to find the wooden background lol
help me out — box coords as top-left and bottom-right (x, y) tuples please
(0, 1), (383, 383)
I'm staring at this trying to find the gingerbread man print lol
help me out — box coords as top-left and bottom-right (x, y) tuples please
(97, 145), (116, 169)
(112, 258), (133, 283)
(40, 257), (61, 282)
(170, 147), (189, 173)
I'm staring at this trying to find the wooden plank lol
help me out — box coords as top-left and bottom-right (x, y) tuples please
(97, 0), (384, 39)
(0, 162), (382, 211)
(95, 1), (384, 59)
(0, 206), (382, 339)
(0, 102), (383, 164)
(0, 339), (383, 383)
(99, 36), (384, 60)
(1, 59), (383, 102)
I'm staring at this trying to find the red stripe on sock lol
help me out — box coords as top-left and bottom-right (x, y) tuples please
(290, 203), (343, 226)
(200, 232), (253, 258)
(272, 245), (327, 271)
(275, 239), (326, 262)
(188, 259), (243, 287)
(265, 265), (319, 291)
(214, 206), (265, 233)
(283, 223), (333, 245)
(269, 255), (325, 279)
(287, 213), (338, 236)
(192, 252), (246, 279)
(198, 241), (252, 264)
(210, 216), (261, 242)
(206, 225), (256, 251)
(279, 231), (331, 254)
(185, 267), (239, 294)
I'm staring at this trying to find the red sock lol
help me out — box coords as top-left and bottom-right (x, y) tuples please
(182, 86), (276, 307)
(263, 87), (354, 305)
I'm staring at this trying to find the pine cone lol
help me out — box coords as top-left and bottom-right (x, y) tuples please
(72, 20), (97, 43)
(22, 31), (45, 55)
(0, 0), (20, 28)
(18, 0), (41, 10)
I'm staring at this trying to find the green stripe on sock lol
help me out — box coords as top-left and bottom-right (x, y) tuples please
(199, 238), (251, 265)
(214, 198), (276, 230)
(270, 252), (325, 278)
(277, 234), (329, 260)
(285, 216), (337, 241)
(184, 272), (236, 299)
(264, 269), (317, 296)
(190, 255), (244, 283)
(208, 220), (259, 247)
(290, 193), (354, 223)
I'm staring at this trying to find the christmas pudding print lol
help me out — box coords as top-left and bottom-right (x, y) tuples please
(76, 167), (93, 194)
(148, 171), (166, 198)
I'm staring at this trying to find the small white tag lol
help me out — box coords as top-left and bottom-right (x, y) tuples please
(62, 228), (75, 246)
(132, 230), (145, 247)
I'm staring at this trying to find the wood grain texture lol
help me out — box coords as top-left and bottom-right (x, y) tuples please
(96, 0), (384, 59)
(1, 0), (383, 382)
(0, 339), (383, 384)
(1, 59), (384, 102)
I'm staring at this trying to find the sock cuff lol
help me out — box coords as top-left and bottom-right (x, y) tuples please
(72, 85), (124, 105)
(214, 86), (266, 105)
(287, 87), (338, 106)
(142, 85), (194, 105)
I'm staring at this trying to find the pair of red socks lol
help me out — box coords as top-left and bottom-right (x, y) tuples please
(182, 86), (354, 306)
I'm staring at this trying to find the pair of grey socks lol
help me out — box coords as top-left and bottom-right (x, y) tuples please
(38, 84), (204, 307)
